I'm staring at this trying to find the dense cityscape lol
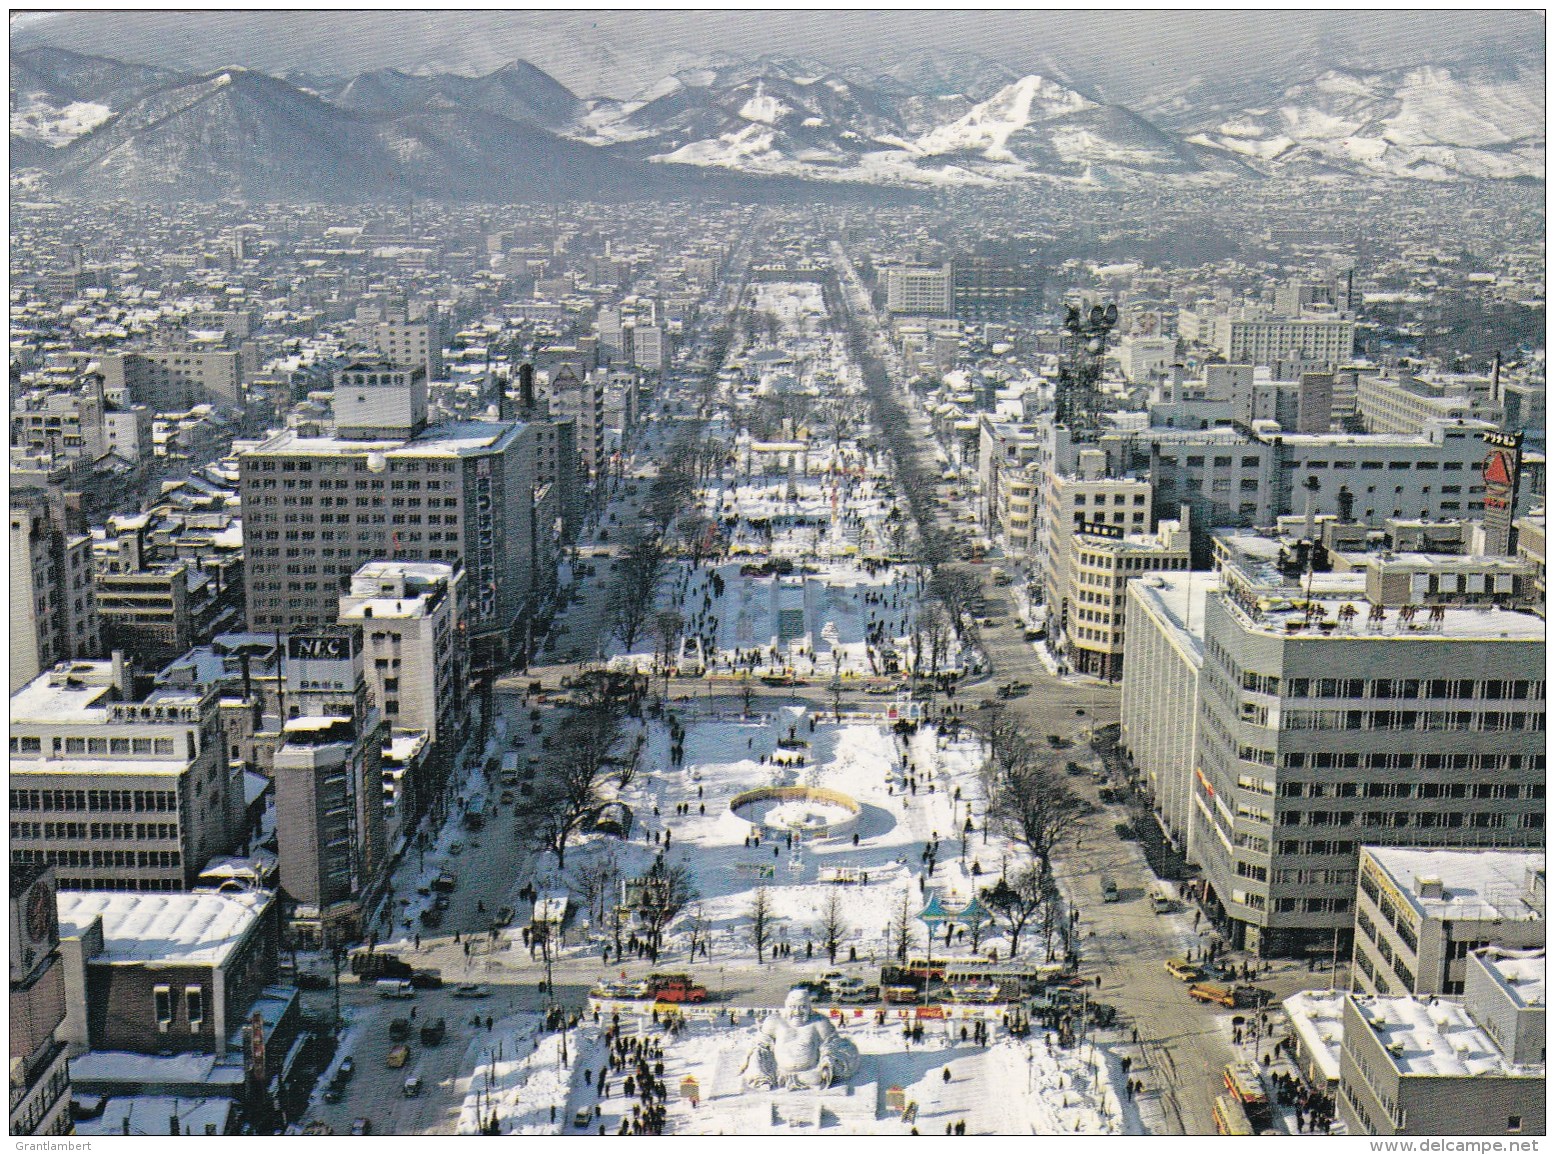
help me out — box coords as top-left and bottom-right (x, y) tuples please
(7, 11), (1546, 1144)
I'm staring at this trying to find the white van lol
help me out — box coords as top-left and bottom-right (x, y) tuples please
(376, 980), (415, 999)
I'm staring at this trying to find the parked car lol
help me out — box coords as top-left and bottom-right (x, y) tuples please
(338, 1057), (356, 1079)
(388, 1018), (411, 1042)
(452, 983), (489, 999)
(410, 969), (443, 990)
(1165, 958), (1203, 982)
(420, 1018), (447, 1046)
(403, 1075), (422, 1098)
(351, 1118), (371, 1136)
(386, 1044), (410, 1069)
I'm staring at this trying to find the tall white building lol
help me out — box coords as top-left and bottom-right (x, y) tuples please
(338, 561), (464, 747)
(883, 264), (953, 316)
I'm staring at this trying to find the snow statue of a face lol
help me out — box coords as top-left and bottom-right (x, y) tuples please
(740, 987), (862, 1090)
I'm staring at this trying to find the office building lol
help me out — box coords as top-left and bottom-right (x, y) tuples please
(1351, 847), (1544, 998)
(1191, 542), (1545, 956)
(9, 863), (72, 1136)
(1122, 571), (1220, 857)
(1203, 312), (1356, 367)
(338, 562), (466, 822)
(239, 386), (541, 672)
(1357, 371), (1503, 435)
(54, 888), (278, 1059)
(539, 363), (605, 483)
(268, 628), (386, 945)
(1038, 449), (1153, 634)
(355, 305), (444, 383)
(10, 658), (244, 892)
(1059, 511), (1191, 681)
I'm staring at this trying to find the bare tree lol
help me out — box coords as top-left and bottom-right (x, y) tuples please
(651, 610), (685, 677)
(615, 731), (645, 789)
(611, 529), (667, 651)
(740, 674), (755, 718)
(981, 865), (1050, 958)
(569, 849), (622, 928)
(522, 704), (621, 870)
(988, 759), (1089, 881)
(920, 600), (951, 676)
(889, 888), (916, 965)
(817, 887), (848, 964)
(635, 857), (697, 963)
(929, 566), (983, 639)
(748, 885), (774, 963)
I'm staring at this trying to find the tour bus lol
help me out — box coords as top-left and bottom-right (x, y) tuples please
(882, 957), (1043, 1001)
(1212, 1094), (1255, 1136)
(500, 752), (521, 785)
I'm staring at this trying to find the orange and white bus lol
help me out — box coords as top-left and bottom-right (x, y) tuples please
(1212, 1094), (1255, 1136)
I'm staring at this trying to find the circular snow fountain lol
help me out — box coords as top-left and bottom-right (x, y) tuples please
(729, 785), (861, 841)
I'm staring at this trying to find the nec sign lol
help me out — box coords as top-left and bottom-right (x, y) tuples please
(287, 634), (353, 661)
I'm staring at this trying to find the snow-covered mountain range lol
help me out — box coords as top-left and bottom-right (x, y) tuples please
(10, 46), (1543, 201)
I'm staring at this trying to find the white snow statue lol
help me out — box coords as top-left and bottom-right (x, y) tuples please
(740, 987), (861, 1090)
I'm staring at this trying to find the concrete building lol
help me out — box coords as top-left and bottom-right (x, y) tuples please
(268, 628), (386, 945)
(1206, 312), (1356, 368)
(10, 489), (101, 693)
(337, 561), (463, 745)
(1191, 542), (1546, 957)
(1337, 990), (1543, 1136)
(1357, 371), (1502, 435)
(1060, 511), (1191, 681)
(9, 863), (72, 1136)
(356, 305), (444, 383)
(1114, 336), (1177, 385)
(54, 888), (278, 1059)
(1122, 571), (1219, 857)
(539, 363), (605, 485)
(238, 415), (540, 674)
(10, 658), (244, 893)
(1139, 419), (1499, 559)
(331, 359), (428, 439)
(1514, 513), (1544, 613)
(1352, 847), (1544, 997)
(12, 381), (154, 464)
(98, 350), (246, 410)
(1466, 946), (1546, 1068)
(883, 264), (953, 316)
(1038, 448), (1153, 633)
(338, 561), (466, 823)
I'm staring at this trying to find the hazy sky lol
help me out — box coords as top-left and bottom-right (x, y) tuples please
(11, 8), (1544, 100)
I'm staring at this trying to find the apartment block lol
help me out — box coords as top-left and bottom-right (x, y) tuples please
(883, 264), (953, 316)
